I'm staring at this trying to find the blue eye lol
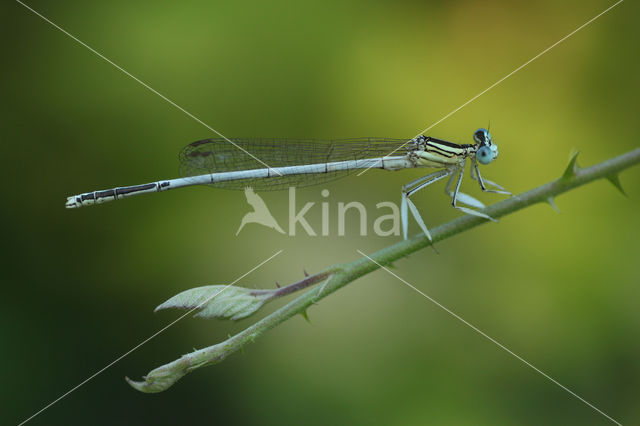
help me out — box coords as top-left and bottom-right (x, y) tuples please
(477, 146), (494, 165)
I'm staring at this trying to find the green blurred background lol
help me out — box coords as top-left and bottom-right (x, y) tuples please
(3, 0), (639, 424)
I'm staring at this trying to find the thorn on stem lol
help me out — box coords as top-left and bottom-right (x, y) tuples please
(275, 281), (280, 288)
(562, 150), (580, 180)
(303, 269), (309, 277)
(606, 174), (627, 197)
(546, 197), (560, 213)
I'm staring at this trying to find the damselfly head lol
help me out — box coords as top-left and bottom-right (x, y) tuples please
(474, 128), (498, 165)
(473, 128), (492, 146)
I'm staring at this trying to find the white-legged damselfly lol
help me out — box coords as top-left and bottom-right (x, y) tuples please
(66, 129), (509, 240)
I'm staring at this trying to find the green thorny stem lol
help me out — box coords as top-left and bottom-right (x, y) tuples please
(127, 147), (640, 393)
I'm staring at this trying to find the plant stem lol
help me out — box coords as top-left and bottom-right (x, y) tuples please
(251, 269), (338, 299)
(128, 147), (640, 393)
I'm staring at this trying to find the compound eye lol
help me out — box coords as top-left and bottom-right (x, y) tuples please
(474, 128), (488, 145)
(477, 146), (494, 165)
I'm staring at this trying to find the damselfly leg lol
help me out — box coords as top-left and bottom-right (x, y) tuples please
(401, 156), (510, 241)
(448, 159), (496, 222)
(471, 160), (511, 195)
(401, 169), (452, 241)
(445, 161), (485, 209)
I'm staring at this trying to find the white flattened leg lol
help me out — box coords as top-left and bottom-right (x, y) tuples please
(451, 160), (497, 222)
(454, 193), (485, 208)
(405, 196), (433, 241)
(472, 161), (511, 195)
(401, 192), (409, 240)
(401, 169), (451, 240)
(453, 205), (498, 222)
(444, 170), (485, 209)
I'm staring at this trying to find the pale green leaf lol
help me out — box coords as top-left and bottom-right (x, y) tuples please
(155, 285), (272, 321)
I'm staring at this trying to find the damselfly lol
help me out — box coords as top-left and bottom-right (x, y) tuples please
(66, 129), (510, 240)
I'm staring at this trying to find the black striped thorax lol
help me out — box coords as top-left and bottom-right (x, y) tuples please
(408, 135), (475, 159)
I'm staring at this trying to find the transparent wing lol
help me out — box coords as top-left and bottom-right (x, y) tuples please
(179, 138), (409, 190)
